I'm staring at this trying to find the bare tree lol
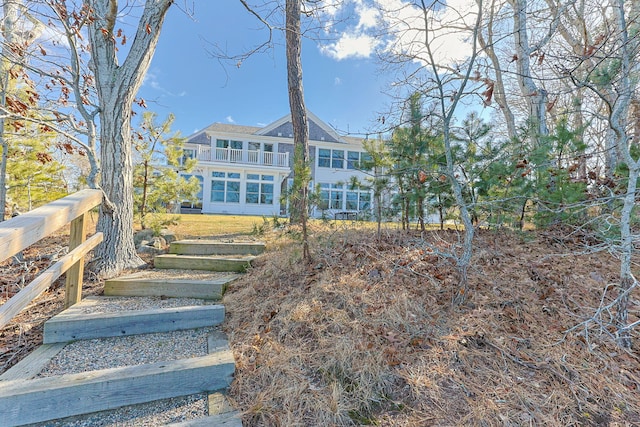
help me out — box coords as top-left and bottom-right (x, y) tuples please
(374, 0), (484, 303)
(476, 0), (518, 140)
(418, 0), (483, 303)
(607, 0), (639, 348)
(0, 1), (171, 277)
(85, 0), (174, 276)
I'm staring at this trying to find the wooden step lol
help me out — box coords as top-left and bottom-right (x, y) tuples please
(104, 271), (239, 300)
(170, 240), (265, 256)
(154, 254), (255, 272)
(0, 343), (66, 382)
(43, 297), (225, 343)
(0, 351), (235, 426)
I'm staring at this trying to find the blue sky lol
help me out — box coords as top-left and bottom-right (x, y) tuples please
(137, 2), (392, 139)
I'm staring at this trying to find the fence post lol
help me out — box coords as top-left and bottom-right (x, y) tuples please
(64, 212), (87, 308)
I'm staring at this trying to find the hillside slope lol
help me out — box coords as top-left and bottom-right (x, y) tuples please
(224, 226), (640, 426)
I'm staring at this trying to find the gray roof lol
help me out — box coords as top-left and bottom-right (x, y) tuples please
(202, 123), (262, 135)
(186, 123), (262, 144)
(186, 114), (365, 146)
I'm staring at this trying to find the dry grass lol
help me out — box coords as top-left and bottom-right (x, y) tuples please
(223, 223), (640, 426)
(152, 213), (267, 238)
(0, 235), (104, 372)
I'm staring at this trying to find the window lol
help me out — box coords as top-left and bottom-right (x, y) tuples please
(330, 183), (343, 209)
(181, 149), (196, 166)
(359, 191), (371, 210)
(181, 174), (203, 209)
(331, 150), (344, 169)
(318, 183), (353, 210)
(318, 183), (330, 210)
(216, 139), (242, 149)
(346, 187), (371, 210)
(246, 182), (259, 204)
(318, 183), (344, 209)
(318, 183), (370, 211)
(346, 191), (358, 210)
(362, 153), (372, 170)
(246, 174), (275, 204)
(318, 149), (331, 168)
(261, 183), (274, 204)
(318, 148), (362, 169)
(210, 171), (240, 203)
(347, 151), (360, 169)
(346, 151), (372, 170)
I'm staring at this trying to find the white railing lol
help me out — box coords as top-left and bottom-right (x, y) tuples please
(248, 150), (259, 164)
(195, 146), (289, 167)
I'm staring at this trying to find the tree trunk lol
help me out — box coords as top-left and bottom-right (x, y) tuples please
(418, 0), (478, 304)
(610, 0), (637, 348)
(285, 0), (311, 262)
(478, 0), (517, 140)
(511, 0), (548, 141)
(86, 0), (173, 277)
(0, 1), (20, 220)
(95, 96), (145, 274)
(417, 191), (425, 231)
(616, 162), (638, 348)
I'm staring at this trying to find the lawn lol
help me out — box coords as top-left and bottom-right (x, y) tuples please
(169, 214), (266, 237)
(156, 213), (392, 238)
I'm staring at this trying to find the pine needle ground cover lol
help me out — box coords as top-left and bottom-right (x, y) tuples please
(224, 225), (640, 426)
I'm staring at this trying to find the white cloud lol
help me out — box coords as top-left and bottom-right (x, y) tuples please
(226, 116), (235, 123)
(318, 0), (479, 65)
(355, 1), (379, 29)
(320, 32), (381, 60)
(378, 0), (479, 65)
(142, 71), (186, 97)
(334, 77), (342, 85)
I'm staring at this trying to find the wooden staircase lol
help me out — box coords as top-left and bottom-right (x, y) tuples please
(0, 240), (264, 426)
(155, 239), (260, 273)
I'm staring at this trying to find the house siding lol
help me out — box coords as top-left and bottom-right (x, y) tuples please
(180, 112), (373, 218)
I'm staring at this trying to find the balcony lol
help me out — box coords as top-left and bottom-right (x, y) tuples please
(195, 147), (289, 168)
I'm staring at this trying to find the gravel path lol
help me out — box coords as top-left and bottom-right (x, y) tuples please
(23, 296), (228, 426)
(119, 269), (238, 281)
(63, 295), (217, 315)
(24, 394), (208, 427)
(37, 326), (214, 377)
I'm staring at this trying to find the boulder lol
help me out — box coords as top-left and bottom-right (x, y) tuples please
(160, 229), (178, 244)
(134, 229), (155, 246)
(149, 236), (167, 249)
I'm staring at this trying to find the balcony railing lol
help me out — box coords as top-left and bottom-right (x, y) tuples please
(195, 147), (289, 168)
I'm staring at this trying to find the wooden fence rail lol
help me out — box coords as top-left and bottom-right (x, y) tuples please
(0, 189), (103, 328)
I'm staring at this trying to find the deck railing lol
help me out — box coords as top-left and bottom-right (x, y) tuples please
(0, 189), (104, 328)
(194, 147), (289, 168)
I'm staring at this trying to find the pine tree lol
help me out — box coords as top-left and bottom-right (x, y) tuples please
(132, 112), (199, 231)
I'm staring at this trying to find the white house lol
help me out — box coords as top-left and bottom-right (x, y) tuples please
(179, 111), (374, 218)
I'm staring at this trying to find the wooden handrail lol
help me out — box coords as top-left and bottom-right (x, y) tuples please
(0, 189), (104, 328)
